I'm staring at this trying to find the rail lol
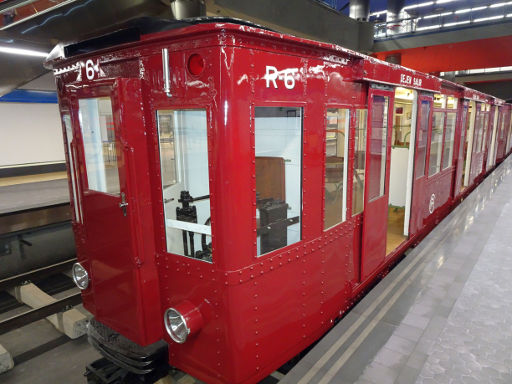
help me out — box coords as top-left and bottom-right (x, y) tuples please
(0, 258), (76, 291)
(0, 292), (81, 335)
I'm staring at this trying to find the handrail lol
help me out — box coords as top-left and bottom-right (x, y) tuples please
(0, 0), (71, 28)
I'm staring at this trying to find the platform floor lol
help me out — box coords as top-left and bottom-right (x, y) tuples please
(0, 172), (67, 187)
(0, 177), (69, 214)
(282, 156), (512, 384)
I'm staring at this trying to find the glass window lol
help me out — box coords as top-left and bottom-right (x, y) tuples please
(368, 95), (388, 201)
(482, 114), (489, 152)
(507, 116), (512, 152)
(324, 108), (349, 229)
(442, 112), (457, 169)
(415, 100), (430, 179)
(158, 109), (212, 262)
(434, 94), (446, 109)
(446, 97), (458, 109)
(78, 97), (120, 195)
(255, 107), (302, 256)
(63, 114), (82, 223)
(428, 111), (445, 176)
(500, 114), (506, 139)
(352, 109), (367, 216)
(158, 113), (177, 188)
(475, 114), (484, 153)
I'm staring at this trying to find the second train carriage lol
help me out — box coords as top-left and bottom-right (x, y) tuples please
(46, 18), (512, 384)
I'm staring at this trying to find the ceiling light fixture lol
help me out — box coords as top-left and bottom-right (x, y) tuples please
(0, 46), (48, 57)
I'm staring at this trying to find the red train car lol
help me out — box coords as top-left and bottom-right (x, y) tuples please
(46, 18), (512, 384)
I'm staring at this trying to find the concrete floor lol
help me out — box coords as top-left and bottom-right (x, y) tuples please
(1, 333), (100, 384)
(282, 156), (512, 384)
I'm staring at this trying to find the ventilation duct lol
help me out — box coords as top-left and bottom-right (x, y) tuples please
(349, 0), (369, 21)
(168, 0), (206, 19)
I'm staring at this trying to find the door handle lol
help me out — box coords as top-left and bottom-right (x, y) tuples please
(119, 192), (128, 216)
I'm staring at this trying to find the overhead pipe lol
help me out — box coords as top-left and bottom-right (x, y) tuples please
(168, 0), (206, 19)
(387, 0), (405, 22)
(349, 0), (369, 21)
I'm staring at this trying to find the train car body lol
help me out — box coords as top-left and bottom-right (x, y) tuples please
(46, 18), (512, 384)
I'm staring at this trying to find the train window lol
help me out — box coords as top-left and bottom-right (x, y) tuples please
(368, 95), (388, 201)
(416, 100), (430, 178)
(446, 97), (458, 109)
(475, 114), (484, 153)
(500, 114), (506, 139)
(158, 113), (177, 188)
(63, 114), (82, 223)
(481, 114), (489, 152)
(428, 111), (445, 176)
(442, 112), (457, 169)
(324, 108), (349, 229)
(157, 109), (212, 263)
(254, 106), (302, 256)
(353, 109), (367, 216)
(434, 94), (446, 109)
(78, 97), (120, 195)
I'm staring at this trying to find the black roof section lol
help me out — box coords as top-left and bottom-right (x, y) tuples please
(62, 16), (273, 59)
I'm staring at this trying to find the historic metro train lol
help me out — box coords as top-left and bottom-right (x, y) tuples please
(46, 17), (512, 384)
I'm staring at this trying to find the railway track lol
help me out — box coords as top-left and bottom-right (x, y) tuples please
(0, 257), (87, 370)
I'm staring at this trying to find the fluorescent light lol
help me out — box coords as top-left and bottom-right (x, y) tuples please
(436, 0), (458, 3)
(474, 15), (505, 22)
(443, 20), (471, 26)
(0, 46), (48, 57)
(490, 2), (507, 7)
(423, 11), (453, 18)
(455, 8), (471, 13)
(370, 10), (387, 16)
(471, 6), (488, 11)
(403, 1), (434, 10)
(416, 24), (441, 30)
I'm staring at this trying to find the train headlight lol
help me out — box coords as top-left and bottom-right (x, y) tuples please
(164, 301), (203, 344)
(72, 262), (89, 290)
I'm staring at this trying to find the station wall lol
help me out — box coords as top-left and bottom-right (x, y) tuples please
(0, 101), (64, 168)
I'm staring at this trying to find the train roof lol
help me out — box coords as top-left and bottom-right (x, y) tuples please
(46, 16), (506, 105)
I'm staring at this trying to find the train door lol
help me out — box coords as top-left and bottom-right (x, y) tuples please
(469, 103), (488, 184)
(409, 93), (432, 235)
(360, 86), (394, 280)
(70, 78), (159, 344)
(454, 101), (468, 194)
(387, 87), (417, 254)
(463, 101), (476, 189)
(486, 106), (499, 171)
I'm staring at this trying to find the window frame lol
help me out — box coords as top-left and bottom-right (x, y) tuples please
(251, 103), (305, 258)
(323, 106), (351, 230)
(367, 94), (390, 201)
(77, 96), (121, 196)
(427, 94), (452, 178)
(352, 107), (368, 217)
(155, 105), (215, 263)
(442, 111), (457, 170)
(415, 97), (432, 179)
